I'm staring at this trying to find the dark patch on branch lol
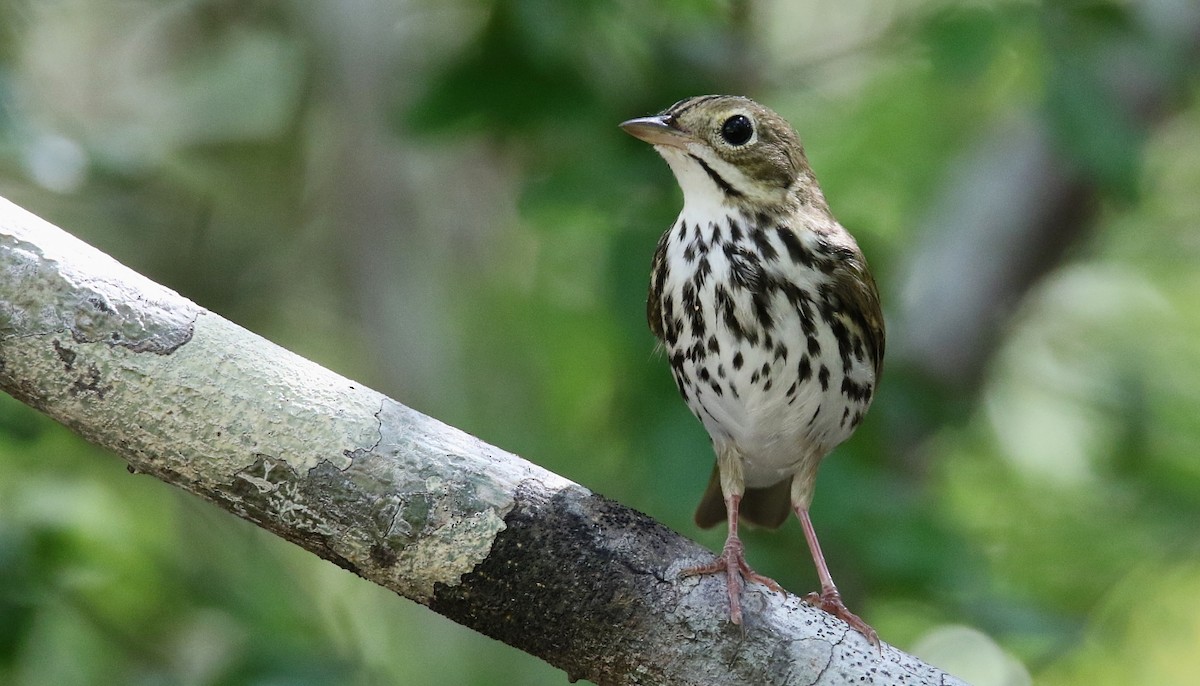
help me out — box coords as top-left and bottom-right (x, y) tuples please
(429, 484), (691, 684)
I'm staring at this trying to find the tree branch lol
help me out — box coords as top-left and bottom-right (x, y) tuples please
(0, 196), (963, 685)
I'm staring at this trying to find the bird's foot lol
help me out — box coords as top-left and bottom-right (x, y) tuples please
(804, 588), (879, 648)
(681, 536), (783, 625)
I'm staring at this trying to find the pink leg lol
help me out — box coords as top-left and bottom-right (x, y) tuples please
(797, 507), (879, 647)
(682, 494), (783, 624)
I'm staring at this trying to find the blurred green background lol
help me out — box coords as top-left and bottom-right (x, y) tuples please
(2, 0), (1199, 684)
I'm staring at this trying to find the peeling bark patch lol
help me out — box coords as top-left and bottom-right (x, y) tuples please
(370, 543), (398, 567)
(231, 455), (337, 535)
(235, 455), (283, 494)
(53, 339), (76, 370)
(429, 485), (697, 684)
(341, 446), (374, 465)
(68, 363), (112, 399)
(223, 455), (369, 575)
(110, 316), (196, 355)
(222, 402), (525, 604)
(354, 398), (576, 602)
(1, 230), (199, 355)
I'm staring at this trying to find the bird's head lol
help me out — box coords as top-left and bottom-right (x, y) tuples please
(621, 95), (817, 214)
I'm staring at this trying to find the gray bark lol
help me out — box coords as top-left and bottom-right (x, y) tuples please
(0, 196), (964, 686)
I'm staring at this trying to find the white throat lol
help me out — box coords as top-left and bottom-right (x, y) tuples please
(654, 146), (737, 218)
(655, 143), (793, 218)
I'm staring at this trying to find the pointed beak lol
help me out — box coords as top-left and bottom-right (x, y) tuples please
(620, 115), (689, 148)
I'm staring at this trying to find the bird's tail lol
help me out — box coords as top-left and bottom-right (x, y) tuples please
(694, 464), (791, 530)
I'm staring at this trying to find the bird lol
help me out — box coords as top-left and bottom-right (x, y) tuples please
(621, 95), (884, 645)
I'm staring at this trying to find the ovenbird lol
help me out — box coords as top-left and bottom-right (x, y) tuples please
(622, 95), (884, 645)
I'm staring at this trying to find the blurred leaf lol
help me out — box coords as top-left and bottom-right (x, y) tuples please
(404, 0), (600, 135)
(0, 525), (36, 664)
(1041, 1), (1144, 198)
(922, 6), (1005, 81)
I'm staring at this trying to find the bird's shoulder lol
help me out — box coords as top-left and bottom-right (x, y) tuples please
(814, 226), (886, 378)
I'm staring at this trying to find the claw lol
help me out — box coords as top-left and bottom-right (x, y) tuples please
(804, 588), (879, 648)
(682, 536), (782, 625)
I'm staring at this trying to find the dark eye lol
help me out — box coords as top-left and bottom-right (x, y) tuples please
(720, 114), (753, 146)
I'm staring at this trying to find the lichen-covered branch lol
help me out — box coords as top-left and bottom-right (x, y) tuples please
(0, 196), (963, 686)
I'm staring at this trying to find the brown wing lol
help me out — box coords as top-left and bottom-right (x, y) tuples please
(832, 250), (885, 380)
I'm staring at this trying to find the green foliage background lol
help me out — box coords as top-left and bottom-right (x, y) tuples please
(1, 1), (1199, 684)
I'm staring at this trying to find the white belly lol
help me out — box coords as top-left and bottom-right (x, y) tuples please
(655, 208), (877, 489)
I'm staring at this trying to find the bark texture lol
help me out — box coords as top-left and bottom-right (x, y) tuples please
(0, 196), (964, 685)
